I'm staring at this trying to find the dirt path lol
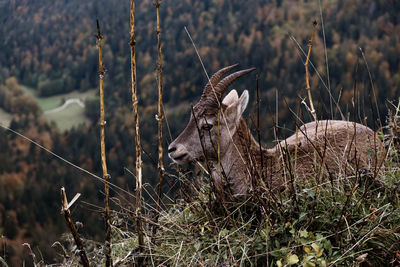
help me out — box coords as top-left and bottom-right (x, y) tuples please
(44, 98), (85, 114)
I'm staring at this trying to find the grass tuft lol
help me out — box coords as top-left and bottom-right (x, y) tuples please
(55, 103), (400, 267)
(58, 127), (400, 266)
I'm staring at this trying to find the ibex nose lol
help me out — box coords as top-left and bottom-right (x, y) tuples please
(168, 143), (188, 163)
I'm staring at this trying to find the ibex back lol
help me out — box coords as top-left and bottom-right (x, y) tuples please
(168, 65), (385, 197)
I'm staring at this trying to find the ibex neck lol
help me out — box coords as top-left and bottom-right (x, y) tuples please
(212, 119), (269, 196)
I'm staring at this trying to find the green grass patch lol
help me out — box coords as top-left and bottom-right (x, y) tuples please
(45, 101), (91, 131)
(20, 85), (97, 111)
(0, 108), (12, 127)
(20, 85), (97, 130)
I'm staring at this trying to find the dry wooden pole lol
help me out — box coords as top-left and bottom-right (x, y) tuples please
(305, 20), (318, 121)
(96, 20), (112, 267)
(60, 187), (90, 267)
(154, 0), (164, 229)
(129, 0), (144, 257)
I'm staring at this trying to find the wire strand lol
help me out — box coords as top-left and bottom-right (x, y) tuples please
(0, 123), (135, 198)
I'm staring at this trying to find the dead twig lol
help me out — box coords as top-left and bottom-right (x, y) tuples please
(60, 187), (89, 267)
(96, 19), (112, 267)
(305, 20), (318, 121)
(129, 0), (144, 263)
(154, 0), (164, 237)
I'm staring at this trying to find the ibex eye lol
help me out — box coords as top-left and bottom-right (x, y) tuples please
(202, 124), (213, 131)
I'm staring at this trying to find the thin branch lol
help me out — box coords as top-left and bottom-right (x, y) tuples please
(60, 187), (89, 267)
(129, 0), (144, 262)
(96, 19), (112, 267)
(359, 47), (382, 127)
(318, 0), (332, 118)
(154, 0), (164, 236)
(305, 20), (318, 121)
(290, 35), (345, 120)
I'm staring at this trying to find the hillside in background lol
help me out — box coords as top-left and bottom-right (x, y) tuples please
(0, 0), (399, 265)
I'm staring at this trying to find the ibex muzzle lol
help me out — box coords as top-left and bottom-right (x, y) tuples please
(169, 65), (385, 197)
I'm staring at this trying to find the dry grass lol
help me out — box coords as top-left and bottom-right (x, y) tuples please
(54, 110), (400, 266)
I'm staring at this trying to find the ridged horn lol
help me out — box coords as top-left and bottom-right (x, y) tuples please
(213, 68), (256, 101)
(202, 64), (239, 98)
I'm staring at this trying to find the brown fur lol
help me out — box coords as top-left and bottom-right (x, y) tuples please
(222, 118), (385, 196)
(170, 100), (385, 197)
(168, 66), (385, 197)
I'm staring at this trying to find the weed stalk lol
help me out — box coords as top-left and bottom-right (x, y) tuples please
(60, 187), (89, 267)
(129, 0), (144, 262)
(305, 20), (318, 121)
(96, 20), (112, 267)
(154, 0), (164, 236)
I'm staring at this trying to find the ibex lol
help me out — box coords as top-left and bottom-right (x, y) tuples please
(168, 65), (385, 197)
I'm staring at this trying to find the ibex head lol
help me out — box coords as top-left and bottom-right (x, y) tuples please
(168, 64), (255, 164)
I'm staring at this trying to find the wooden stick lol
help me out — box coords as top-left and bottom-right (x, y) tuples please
(305, 20), (318, 121)
(155, 0), (164, 227)
(129, 0), (144, 260)
(96, 19), (112, 267)
(60, 187), (89, 267)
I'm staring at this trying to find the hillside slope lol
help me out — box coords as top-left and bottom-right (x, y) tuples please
(0, 0), (399, 265)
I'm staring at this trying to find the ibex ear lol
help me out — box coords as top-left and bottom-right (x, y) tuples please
(222, 90), (239, 106)
(237, 90), (249, 116)
(224, 90), (249, 130)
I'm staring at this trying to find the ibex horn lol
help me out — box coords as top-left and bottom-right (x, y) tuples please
(202, 64), (239, 98)
(214, 68), (256, 100)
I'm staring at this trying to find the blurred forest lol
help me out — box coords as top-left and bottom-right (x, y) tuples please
(0, 0), (399, 265)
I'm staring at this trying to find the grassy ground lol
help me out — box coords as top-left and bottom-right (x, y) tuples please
(19, 85), (96, 131)
(0, 108), (12, 127)
(54, 168), (400, 266)
(45, 102), (91, 131)
(51, 117), (400, 266)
